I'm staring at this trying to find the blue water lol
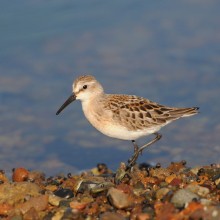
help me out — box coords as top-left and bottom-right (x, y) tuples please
(1, 0), (220, 177)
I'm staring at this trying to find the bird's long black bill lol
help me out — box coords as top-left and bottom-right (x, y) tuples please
(56, 93), (76, 115)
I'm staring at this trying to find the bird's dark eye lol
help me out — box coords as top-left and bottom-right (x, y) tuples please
(83, 85), (87, 89)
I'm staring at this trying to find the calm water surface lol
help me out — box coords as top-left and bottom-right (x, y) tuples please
(1, 0), (220, 177)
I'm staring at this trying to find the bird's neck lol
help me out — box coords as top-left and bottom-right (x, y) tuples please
(82, 93), (106, 114)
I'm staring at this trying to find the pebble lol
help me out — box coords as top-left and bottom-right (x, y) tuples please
(80, 194), (94, 204)
(22, 207), (40, 220)
(200, 198), (212, 206)
(2, 161), (220, 219)
(100, 212), (126, 220)
(45, 185), (58, 192)
(190, 166), (203, 175)
(170, 189), (200, 207)
(170, 178), (183, 186)
(61, 178), (76, 191)
(155, 188), (170, 200)
(69, 201), (86, 210)
(185, 184), (210, 197)
(83, 202), (99, 215)
(52, 213), (64, 220)
(167, 161), (187, 172)
(12, 168), (29, 182)
(18, 194), (48, 214)
(162, 190), (174, 203)
(59, 200), (71, 207)
(107, 187), (133, 209)
(136, 213), (151, 220)
(54, 188), (74, 198)
(34, 179), (46, 191)
(0, 172), (9, 183)
(0, 182), (42, 206)
(62, 207), (81, 219)
(48, 194), (67, 206)
(165, 174), (176, 183)
(0, 202), (14, 216)
(11, 216), (23, 220)
(181, 201), (204, 215)
(28, 171), (45, 181)
(149, 167), (171, 181)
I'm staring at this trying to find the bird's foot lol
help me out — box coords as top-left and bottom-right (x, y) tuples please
(126, 149), (142, 171)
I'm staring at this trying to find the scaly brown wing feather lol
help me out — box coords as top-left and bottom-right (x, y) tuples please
(104, 94), (199, 131)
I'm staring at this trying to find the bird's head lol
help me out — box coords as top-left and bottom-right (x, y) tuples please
(56, 75), (104, 115)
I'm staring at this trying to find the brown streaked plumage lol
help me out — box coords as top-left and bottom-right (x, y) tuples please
(56, 75), (199, 169)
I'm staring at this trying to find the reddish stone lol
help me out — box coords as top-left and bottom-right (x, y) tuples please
(144, 177), (159, 185)
(95, 195), (108, 204)
(130, 205), (143, 220)
(61, 178), (76, 191)
(165, 174), (176, 184)
(167, 161), (187, 172)
(136, 213), (151, 220)
(154, 202), (164, 216)
(0, 203), (14, 216)
(198, 176), (209, 182)
(116, 183), (133, 194)
(155, 202), (174, 218)
(83, 202), (99, 216)
(12, 168), (29, 182)
(70, 201), (86, 210)
(181, 201), (204, 215)
(169, 178), (183, 186)
(199, 184), (212, 192)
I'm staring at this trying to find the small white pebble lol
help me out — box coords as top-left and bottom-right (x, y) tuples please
(212, 210), (218, 217)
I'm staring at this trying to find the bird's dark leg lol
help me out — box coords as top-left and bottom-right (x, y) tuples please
(126, 132), (162, 170)
(132, 140), (142, 156)
(132, 140), (139, 152)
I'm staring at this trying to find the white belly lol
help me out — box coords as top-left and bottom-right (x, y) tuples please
(97, 123), (163, 140)
(84, 112), (163, 140)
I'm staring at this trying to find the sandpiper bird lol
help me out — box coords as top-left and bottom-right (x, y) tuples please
(56, 75), (199, 168)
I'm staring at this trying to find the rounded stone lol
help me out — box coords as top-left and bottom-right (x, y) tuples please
(48, 194), (66, 206)
(18, 195), (48, 214)
(136, 213), (151, 220)
(12, 168), (29, 182)
(100, 212), (126, 220)
(59, 200), (71, 207)
(185, 185), (209, 197)
(170, 189), (200, 207)
(28, 171), (45, 181)
(69, 201), (86, 210)
(156, 188), (170, 200)
(22, 207), (39, 220)
(107, 187), (133, 209)
(0, 202), (14, 216)
(0, 182), (42, 206)
(54, 188), (74, 199)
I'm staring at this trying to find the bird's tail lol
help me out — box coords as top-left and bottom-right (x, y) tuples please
(168, 107), (200, 119)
